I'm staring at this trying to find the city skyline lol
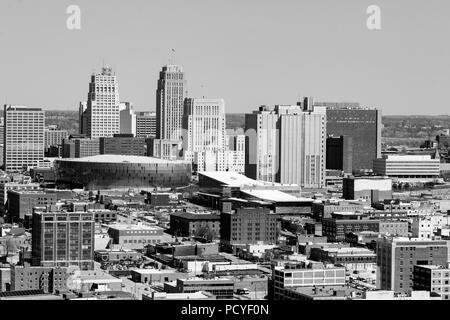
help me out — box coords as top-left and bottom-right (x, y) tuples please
(1, 0), (449, 115)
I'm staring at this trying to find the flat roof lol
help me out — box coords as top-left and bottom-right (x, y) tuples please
(108, 223), (163, 231)
(200, 171), (267, 187)
(241, 189), (312, 202)
(56, 155), (189, 164)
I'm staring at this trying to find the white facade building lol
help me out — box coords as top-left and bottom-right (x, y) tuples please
(183, 98), (244, 173)
(86, 67), (120, 139)
(245, 104), (326, 188)
(373, 155), (440, 178)
(3, 105), (45, 172)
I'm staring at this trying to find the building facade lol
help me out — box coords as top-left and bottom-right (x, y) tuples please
(136, 111), (156, 138)
(119, 102), (136, 136)
(3, 105), (45, 172)
(31, 210), (95, 270)
(376, 237), (448, 293)
(99, 134), (146, 156)
(86, 67), (120, 139)
(373, 155), (440, 179)
(321, 104), (381, 173)
(156, 65), (186, 141)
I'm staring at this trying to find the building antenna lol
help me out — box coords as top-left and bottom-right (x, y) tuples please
(169, 48), (176, 65)
(201, 84), (205, 99)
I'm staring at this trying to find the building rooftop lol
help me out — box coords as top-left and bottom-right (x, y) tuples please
(171, 212), (220, 220)
(241, 189), (312, 203)
(200, 171), (267, 187)
(56, 155), (189, 164)
(108, 223), (163, 231)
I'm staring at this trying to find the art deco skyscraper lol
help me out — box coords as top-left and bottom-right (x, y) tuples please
(3, 105), (45, 172)
(86, 67), (120, 139)
(156, 65), (186, 140)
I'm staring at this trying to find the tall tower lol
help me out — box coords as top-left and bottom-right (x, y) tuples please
(245, 104), (326, 188)
(3, 105), (45, 172)
(86, 67), (120, 139)
(156, 65), (186, 140)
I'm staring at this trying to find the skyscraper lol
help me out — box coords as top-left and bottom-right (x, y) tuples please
(182, 98), (226, 153)
(245, 106), (280, 182)
(245, 104), (326, 188)
(119, 102), (136, 136)
(31, 209), (95, 270)
(78, 101), (88, 135)
(156, 65), (186, 140)
(316, 102), (382, 173)
(3, 105), (45, 172)
(86, 67), (120, 139)
(183, 98), (244, 173)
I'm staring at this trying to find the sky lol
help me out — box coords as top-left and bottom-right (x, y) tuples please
(0, 0), (449, 115)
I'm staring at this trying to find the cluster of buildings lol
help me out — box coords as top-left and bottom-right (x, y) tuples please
(2, 63), (450, 301)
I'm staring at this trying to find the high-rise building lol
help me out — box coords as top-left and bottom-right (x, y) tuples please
(136, 111), (156, 138)
(317, 102), (382, 173)
(31, 209), (95, 270)
(376, 237), (448, 293)
(245, 104), (326, 188)
(100, 134), (146, 156)
(44, 125), (69, 149)
(119, 102), (136, 136)
(86, 67), (120, 139)
(3, 105), (45, 172)
(326, 135), (353, 174)
(245, 106), (280, 183)
(182, 98), (244, 173)
(78, 101), (88, 135)
(220, 206), (280, 250)
(156, 65), (186, 140)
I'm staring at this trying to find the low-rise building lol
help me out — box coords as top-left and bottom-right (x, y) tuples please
(170, 211), (220, 238)
(413, 265), (450, 300)
(107, 224), (166, 250)
(164, 277), (235, 299)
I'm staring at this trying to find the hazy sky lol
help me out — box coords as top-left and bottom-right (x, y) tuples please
(0, 0), (449, 115)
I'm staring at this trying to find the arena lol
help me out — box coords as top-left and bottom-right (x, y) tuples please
(55, 155), (192, 190)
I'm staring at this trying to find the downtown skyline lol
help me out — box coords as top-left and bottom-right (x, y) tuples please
(0, 0), (449, 115)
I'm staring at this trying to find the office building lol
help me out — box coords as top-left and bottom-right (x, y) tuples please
(245, 104), (326, 188)
(273, 261), (346, 300)
(413, 265), (450, 300)
(376, 237), (448, 293)
(343, 176), (392, 203)
(99, 134), (146, 156)
(3, 105), (45, 172)
(119, 102), (136, 136)
(147, 138), (183, 160)
(31, 210), (95, 270)
(78, 101), (88, 135)
(156, 65), (186, 140)
(373, 155), (440, 179)
(319, 103), (382, 173)
(220, 207), (280, 249)
(44, 126), (69, 149)
(182, 98), (244, 173)
(107, 224), (166, 250)
(322, 215), (380, 242)
(62, 137), (100, 158)
(164, 277), (234, 299)
(326, 135), (353, 174)
(85, 67), (120, 139)
(170, 212), (221, 238)
(10, 266), (68, 293)
(7, 190), (57, 222)
(0, 180), (40, 216)
(136, 111), (156, 138)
